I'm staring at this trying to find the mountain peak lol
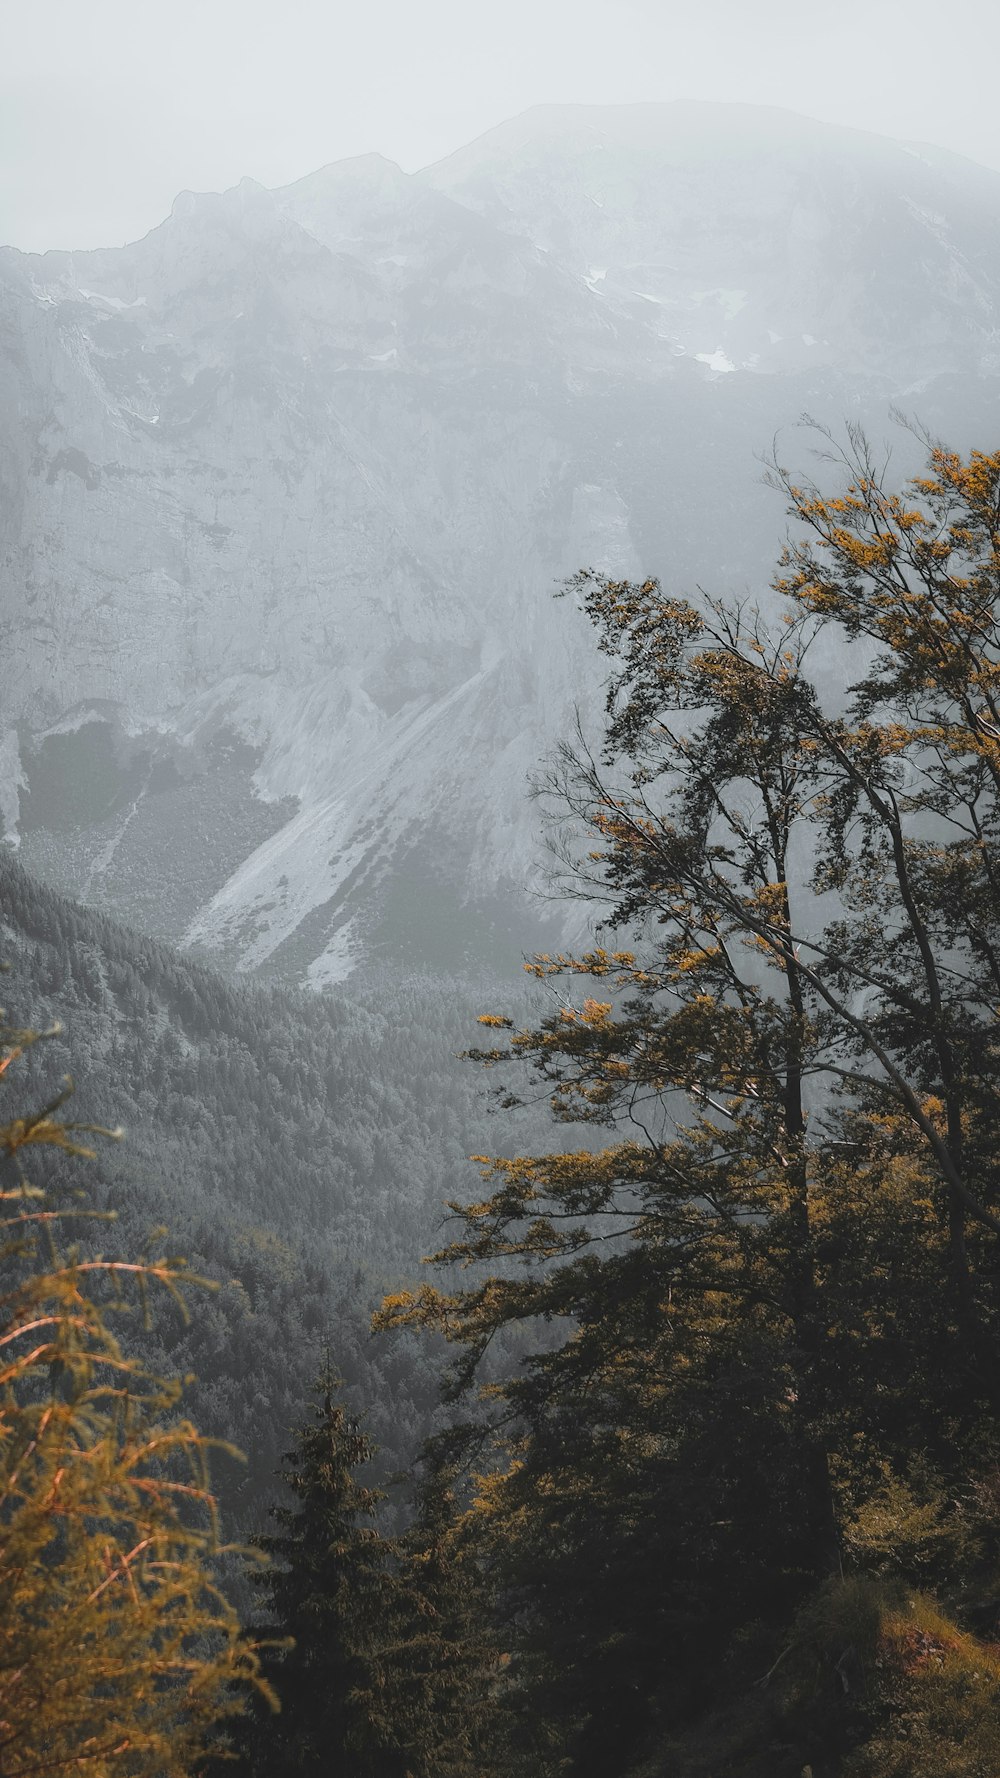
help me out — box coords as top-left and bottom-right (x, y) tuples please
(5, 101), (1000, 982)
(421, 99), (889, 178)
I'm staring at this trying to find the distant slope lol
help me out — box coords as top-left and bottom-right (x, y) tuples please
(0, 852), (525, 1537)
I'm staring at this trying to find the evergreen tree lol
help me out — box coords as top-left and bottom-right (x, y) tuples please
(378, 1448), (506, 1777)
(240, 1369), (408, 1777)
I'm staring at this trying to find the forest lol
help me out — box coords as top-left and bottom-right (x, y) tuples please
(7, 430), (1000, 1775)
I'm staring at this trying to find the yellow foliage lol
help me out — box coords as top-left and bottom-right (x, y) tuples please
(0, 1010), (267, 1775)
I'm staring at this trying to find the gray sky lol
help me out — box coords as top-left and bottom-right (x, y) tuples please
(4, 0), (1000, 253)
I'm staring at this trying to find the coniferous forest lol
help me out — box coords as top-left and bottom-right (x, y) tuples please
(8, 432), (1000, 1774)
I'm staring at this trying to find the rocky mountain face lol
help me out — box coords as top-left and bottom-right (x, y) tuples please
(425, 103), (1000, 382)
(2, 102), (1000, 983)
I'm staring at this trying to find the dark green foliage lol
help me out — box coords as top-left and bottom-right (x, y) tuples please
(378, 1453), (506, 1777)
(235, 1390), (505, 1777)
(237, 1373), (408, 1776)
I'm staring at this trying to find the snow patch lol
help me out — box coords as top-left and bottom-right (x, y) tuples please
(694, 347), (736, 374)
(78, 289), (147, 312)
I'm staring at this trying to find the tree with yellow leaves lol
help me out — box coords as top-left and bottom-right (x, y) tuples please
(381, 428), (1000, 1776)
(0, 1005), (268, 1776)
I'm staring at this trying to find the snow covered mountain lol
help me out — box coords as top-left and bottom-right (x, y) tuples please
(425, 103), (1000, 382)
(2, 103), (999, 981)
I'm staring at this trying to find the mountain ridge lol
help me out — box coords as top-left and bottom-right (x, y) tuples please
(2, 101), (998, 981)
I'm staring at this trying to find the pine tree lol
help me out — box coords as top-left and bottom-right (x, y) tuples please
(240, 1369), (408, 1777)
(378, 1449), (506, 1778)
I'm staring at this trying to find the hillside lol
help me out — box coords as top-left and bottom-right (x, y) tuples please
(0, 852), (537, 1539)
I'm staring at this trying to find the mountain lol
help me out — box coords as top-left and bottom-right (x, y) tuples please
(424, 103), (1000, 381)
(3, 102), (1000, 983)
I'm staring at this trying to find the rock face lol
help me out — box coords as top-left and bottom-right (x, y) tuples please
(425, 103), (1000, 382)
(2, 102), (1000, 981)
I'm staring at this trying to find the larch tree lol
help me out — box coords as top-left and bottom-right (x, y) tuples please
(0, 1004), (267, 1776)
(380, 430), (1000, 1775)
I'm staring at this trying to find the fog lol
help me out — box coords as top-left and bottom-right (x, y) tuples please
(4, 0), (1000, 252)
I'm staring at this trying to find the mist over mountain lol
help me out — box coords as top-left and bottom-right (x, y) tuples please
(425, 103), (1000, 381)
(3, 100), (1000, 983)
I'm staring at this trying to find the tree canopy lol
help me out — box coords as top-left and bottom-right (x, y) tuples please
(380, 430), (1000, 1775)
